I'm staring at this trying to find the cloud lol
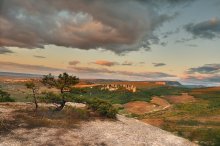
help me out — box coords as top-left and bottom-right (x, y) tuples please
(183, 63), (220, 85)
(0, 47), (14, 54)
(187, 64), (220, 74)
(92, 60), (118, 67)
(183, 74), (220, 84)
(0, 0), (194, 54)
(175, 38), (194, 43)
(122, 61), (133, 66)
(118, 71), (175, 78)
(69, 60), (80, 66)
(162, 28), (180, 38)
(186, 44), (197, 47)
(72, 66), (175, 79)
(153, 63), (166, 67)
(184, 18), (220, 39)
(33, 55), (46, 59)
(73, 66), (114, 74)
(0, 61), (66, 72)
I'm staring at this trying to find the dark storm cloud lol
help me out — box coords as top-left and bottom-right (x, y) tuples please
(0, 61), (66, 72)
(33, 55), (46, 59)
(73, 66), (175, 79)
(184, 18), (220, 39)
(187, 64), (220, 74)
(153, 63), (166, 67)
(0, 47), (14, 54)
(0, 0), (195, 54)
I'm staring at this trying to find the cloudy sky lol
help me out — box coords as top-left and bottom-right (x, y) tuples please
(0, 0), (220, 86)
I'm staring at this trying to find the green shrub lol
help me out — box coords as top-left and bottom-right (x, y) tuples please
(70, 95), (88, 103)
(0, 89), (15, 102)
(60, 94), (118, 118)
(40, 91), (61, 103)
(87, 98), (118, 118)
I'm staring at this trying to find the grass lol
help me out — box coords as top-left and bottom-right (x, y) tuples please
(1, 80), (220, 145)
(1, 81), (190, 104)
(0, 105), (90, 132)
(70, 87), (151, 104)
(176, 119), (200, 126)
(16, 106), (90, 129)
(0, 118), (20, 135)
(138, 87), (220, 145)
(70, 86), (190, 104)
(162, 123), (220, 146)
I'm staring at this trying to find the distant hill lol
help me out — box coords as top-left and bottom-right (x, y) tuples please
(81, 79), (126, 84)
(165, 81), (182, 86)
(0, 71), (43, 78)
(2, 72), (207, 88)
(182, 85), (206, 88)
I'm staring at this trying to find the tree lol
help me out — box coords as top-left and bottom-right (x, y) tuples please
(42, 72), (79, 110)
(25, 81), (39, 110)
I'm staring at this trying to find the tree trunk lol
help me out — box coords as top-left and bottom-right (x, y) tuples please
(56, 99), (66, 111)
(33, 90), (38, 110)
(56, 90), (66, 111)
(34, 96), (38, 110)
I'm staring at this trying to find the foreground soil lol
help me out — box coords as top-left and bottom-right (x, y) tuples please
(0, 103), (197, 146)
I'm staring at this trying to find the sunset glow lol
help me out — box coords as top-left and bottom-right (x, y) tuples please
(0, 0), (220, 86)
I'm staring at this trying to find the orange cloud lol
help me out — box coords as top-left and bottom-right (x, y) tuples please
(93, 60), (118, 67)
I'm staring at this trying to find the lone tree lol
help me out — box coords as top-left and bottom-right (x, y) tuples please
(42, 72), (79, 111)
(25, 81), (39, 110)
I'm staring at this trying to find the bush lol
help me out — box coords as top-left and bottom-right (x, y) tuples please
(70, 95), (87, 103)
(87, 98), (118, 118)
(0, 89), (15, 102)
(41, 92), (118, 118)
(40, 91), (61, 103)
(70, 95), (118, 118)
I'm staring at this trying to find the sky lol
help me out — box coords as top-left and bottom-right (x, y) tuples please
(0, 0), (220, 86)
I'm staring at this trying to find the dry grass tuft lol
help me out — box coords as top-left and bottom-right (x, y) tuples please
(14, 106), (90, 129)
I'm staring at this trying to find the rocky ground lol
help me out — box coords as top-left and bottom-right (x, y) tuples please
(0, 103), (197, 146)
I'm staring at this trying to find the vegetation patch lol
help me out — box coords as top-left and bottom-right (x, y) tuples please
(0, 89), (15, 102)
(14, 106), (90, 129)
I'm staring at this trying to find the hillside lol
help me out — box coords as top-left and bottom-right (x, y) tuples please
(0, 103), (196, 146)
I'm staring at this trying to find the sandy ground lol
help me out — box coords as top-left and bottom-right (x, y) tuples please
(0, 115), (197, 146)
(150, 97), (170, 108)
(0, 103), (197, 146)
(162, 93), (196, 104)
(141, 118), (164, 127)
(124, 101), (156, 114)
(123, 97), (171, 115)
